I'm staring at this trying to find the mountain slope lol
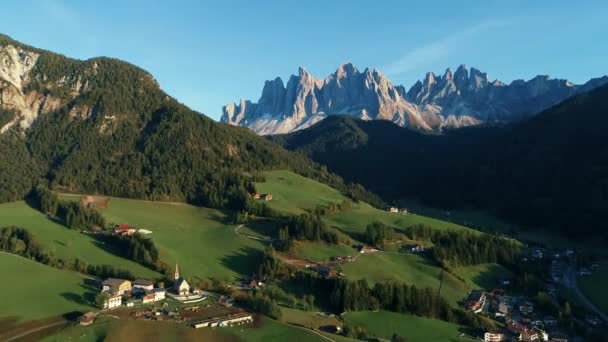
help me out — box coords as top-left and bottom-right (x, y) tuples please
(0, 34), (381, 208)
(222, 63), (607, 135)
(272, 84), (608, 238)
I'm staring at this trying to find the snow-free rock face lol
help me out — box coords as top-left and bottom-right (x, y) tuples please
(0, 43), (85, 134)
(222, 63), (608, 135)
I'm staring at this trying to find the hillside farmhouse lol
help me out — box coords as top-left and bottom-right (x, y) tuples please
(102, 278), (132, 295)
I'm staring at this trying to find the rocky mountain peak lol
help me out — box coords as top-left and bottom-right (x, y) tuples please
(443, 68), (453, 81)
(423, 72), (436, 88)
(222, 62), (608, 135)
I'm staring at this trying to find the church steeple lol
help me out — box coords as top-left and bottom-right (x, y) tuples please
(174, 263), (180, 280)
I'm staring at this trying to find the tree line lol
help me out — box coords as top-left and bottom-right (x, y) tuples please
(0, 226), (136, 279)
(365, 221), (394, 247)
(274, 213), (339, 251)
(32, 186), (105, 230)
(403, 224), (521, 269)
(97, 233), (165, 273)
(256, 247), (487, 331)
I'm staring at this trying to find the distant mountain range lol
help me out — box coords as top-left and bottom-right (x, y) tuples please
(221, 63), (608, 135)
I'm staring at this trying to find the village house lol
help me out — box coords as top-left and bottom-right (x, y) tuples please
(399, 208), (408, 214)
(519, 327), (540, 342)
(173, 264), (190, 296)
(78, 312), (96, 326)
(519, 301), (534, 315)
(102, 278), (132, 295)
(250, 193), (261, 199)
(132, 279), (155, 293)
(142, 291), (156, 304)
(260, 194), (273, 201)
(388, 207), (399, 213)
(358, 245), (379, 254)
(153, 288), (166, 301)
(464, 290), (486, 313)
(114, 224), (137, 236)
(410, 245), (425, 253)
(499, 300), (514, 315)
(484, 329), (505, 342)
(104, 293), (122, 309)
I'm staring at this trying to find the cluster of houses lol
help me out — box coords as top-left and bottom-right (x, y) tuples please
(473, 289), (571, 342)
(250, 193), (273, 201)
(387, 207), (408, 214)
(98, 264), (193, 310)
(100, 278), (166, 309)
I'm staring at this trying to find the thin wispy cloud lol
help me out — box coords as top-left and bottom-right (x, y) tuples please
(381, 19), (508, 77)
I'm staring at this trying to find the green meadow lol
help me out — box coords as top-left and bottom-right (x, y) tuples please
(0, 253), (94, 321)
(294, 241), (357, 262)
(453, 263), (513, 290)
(75, 196), (267, 282)
(255, 170), (347, 215)
(343, 310), (466, 342)
(42, 317), (237, 342)
(227, 316), (342, 342)
(338, 252), (469, 305)
(0, 201), (158, 279)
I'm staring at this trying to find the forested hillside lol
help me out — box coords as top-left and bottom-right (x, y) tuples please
(272, 85), (608, 239)
(0, 34), (381, 209)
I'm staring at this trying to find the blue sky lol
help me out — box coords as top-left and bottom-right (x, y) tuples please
(1, 0), (607, 120)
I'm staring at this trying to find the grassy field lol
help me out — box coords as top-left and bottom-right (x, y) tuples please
(325, 201), (474, 241)
(239, 219), (282, 239)
(338, 252), (469, 305)
(293, 241), (357, 262)
(42, 317), (238, 342)
(255, 170), (348, 215)
(580, 264), (608, 314)
(343, 311), (466, 342)
(0, 253), (94, 321)
(0, 201), (157, 279)
(227, 316), (342, 342)
(68, 196), (267, 282)
(281, 308), (341, 329)
(453, 263), (513, 290)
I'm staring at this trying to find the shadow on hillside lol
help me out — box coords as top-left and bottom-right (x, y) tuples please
(220, 246), (263, 277)
(468, 264), (508, 290)
(331, 224), (366, 242)
(60, 292), (88, 306)
(24, 197), (69, 228)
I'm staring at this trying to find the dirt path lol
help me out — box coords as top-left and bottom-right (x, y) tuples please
(58, 193), (188, 206)
(287, 324), (336, 342)
(2, 319), (69, 342)
(233, 224), (274, 242)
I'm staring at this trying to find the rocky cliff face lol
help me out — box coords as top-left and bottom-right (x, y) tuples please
(0, 42), (90, 134)
(0, 34), (162, 136)
(222, 63), (608, 135)
(222, 63), (430, 134)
